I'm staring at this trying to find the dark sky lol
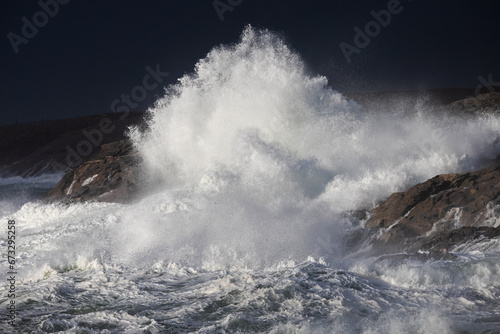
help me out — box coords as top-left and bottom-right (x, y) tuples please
(1, 0), (499, 125)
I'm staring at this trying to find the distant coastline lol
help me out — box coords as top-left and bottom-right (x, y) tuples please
(0, 111), (145, 178)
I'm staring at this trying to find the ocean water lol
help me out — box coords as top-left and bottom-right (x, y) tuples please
(1, 26), (500, 333)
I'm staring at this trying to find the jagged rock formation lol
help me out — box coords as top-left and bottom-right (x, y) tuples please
(366, 165), (500, 256)
(44, 140), (141, 204)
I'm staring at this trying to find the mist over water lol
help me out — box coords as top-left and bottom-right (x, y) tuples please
(128, 25), (500, 268)
(2, 26), (500, 333)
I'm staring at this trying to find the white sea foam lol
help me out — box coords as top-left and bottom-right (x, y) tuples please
(2, 26), (500, 332)
(127, 25), (500, 267)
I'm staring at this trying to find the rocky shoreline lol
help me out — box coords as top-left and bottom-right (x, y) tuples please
(364, 165), (500, 258)
(2, 90), (500, 257)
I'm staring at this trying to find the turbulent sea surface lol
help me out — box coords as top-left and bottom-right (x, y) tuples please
(1, 27), (500, 333)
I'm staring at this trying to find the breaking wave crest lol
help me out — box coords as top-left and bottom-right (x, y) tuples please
(2, 26), (500, 333)
(128, 25), (500, 267)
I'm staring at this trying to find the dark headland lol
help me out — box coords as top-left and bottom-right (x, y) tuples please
(1, 88), (500, 258)
(0, 111), (145, 178)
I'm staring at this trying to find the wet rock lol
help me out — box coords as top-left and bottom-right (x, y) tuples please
(45, 139), (141, 204)
(414, 226), (500, 259)
(366, 165), (500, 253)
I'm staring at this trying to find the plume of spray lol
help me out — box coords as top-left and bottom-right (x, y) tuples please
(125, 25), (500, 269)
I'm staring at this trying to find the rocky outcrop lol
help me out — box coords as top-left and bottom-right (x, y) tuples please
(0, 111), (144, 178)
(44, 140), (141, 204)
(366, 165), (500, 255)
(446, 92), (500, 114)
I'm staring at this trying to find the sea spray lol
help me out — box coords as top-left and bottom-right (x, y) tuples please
(2, 25), (500, 333)
(127, 25), (500, 268)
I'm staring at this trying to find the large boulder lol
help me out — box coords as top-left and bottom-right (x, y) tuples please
(366, 165), (500, 253)
(44, 139), (141, 204)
